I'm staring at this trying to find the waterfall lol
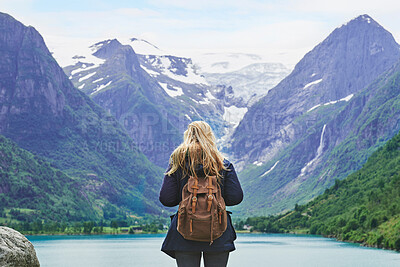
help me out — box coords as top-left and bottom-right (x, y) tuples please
(299, 124), (327, 176)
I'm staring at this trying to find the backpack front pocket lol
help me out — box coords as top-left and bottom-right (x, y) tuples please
(188, 216), (212, 241)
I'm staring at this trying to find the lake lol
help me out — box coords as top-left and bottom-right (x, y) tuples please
(27, 233), (400, 266)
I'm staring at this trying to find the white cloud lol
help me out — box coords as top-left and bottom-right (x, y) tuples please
(1, 0), (400, 67)
(291, 0), (400, 15)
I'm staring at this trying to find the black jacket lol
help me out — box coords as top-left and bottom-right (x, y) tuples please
(159, 159), (243, 258)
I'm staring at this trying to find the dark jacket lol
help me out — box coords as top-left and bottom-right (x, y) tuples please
(159, 159), (243, 258)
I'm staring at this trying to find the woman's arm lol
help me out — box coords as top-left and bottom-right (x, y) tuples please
(223, 162), (244, 206)
(159, 166), (180, 207)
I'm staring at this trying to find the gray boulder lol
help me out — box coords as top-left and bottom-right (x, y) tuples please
(0, 226), (40, 267)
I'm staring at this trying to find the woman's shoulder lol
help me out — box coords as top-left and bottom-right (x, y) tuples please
(222, 158), (235, 171)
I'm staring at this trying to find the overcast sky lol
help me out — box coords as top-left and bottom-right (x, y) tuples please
(2, 0), (400, 67)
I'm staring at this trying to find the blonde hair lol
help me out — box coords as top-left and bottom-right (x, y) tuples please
(166, 121), (227, 181)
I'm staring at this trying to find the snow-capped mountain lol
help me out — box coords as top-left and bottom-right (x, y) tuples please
(63, 38), (224, 167)
(62, 36), (289, 166)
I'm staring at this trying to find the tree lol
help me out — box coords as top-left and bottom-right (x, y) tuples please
(83, 221), (95, 234)
(129, 227), (135, 234)
(110, 220), (119, 233)
(395, 237), (400, 251)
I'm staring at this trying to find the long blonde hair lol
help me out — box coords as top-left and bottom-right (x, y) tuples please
(166, 121), (227, 181)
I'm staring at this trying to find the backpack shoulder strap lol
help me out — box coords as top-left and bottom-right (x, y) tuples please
(190, 176), (199, 213)
(206, 175), (215, 211)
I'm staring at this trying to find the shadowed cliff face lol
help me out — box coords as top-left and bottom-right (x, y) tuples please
(0, 12), (165, 216)
(0, 14), (66, 134)
(229, 15), (400, 216)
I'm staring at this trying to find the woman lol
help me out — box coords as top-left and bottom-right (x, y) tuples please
(159, 121), (243, 267)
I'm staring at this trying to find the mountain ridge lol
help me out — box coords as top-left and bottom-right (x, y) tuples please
(63, 35), (289, 167)
(230, 14), (400, 216)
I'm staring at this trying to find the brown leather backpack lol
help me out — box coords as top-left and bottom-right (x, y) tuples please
(177, 175), (227, 244)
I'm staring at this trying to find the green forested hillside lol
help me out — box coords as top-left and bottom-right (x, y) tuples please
(0, 135), (95, 222)
(245, 130), (400, 251)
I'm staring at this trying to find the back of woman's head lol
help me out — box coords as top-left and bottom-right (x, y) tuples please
(166, 121), (226, 180)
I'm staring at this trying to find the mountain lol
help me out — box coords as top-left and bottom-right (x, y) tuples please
(63, 37), (289, 167)
(246, 127), (400, 251)
(0, 12), (164, 218)
(63, 38), (225, 167)
(0, 135), (94, 222)
(230, 15), (400, 216)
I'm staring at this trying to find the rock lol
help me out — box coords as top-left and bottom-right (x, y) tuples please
(0, 226), (40, 267)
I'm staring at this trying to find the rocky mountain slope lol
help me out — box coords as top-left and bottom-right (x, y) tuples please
(63, 38), (290, 167)
(0, 12), (164, 218)
(230, 15), (400, 216)
(63, 38), (224, 167)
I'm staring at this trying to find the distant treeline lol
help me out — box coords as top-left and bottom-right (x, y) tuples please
(3, 218), (166, 235)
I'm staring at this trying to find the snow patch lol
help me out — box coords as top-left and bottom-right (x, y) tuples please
(361, 15), (371, 24)
(147, 55), (208, 85)
(261, 161), (280, 177)
(185, 114), (191, 121)
(71, 59), (105, 75)
(304, 79), (323, 89)
(78, 83), (85, 89)
(89, 41), (110, 53)
(159, 56), (172, 69)
(205, 90), (216, 100)
(141, 65), (160, 77)
(307, 104), (321, 112)
(307, 94), (354, 112)
(340, 94), (354, 102)
(78, 72), (96, 82)
(91, 81), (112, 95)
(253, 161), (263, 166)
(159, 82), (184, 97)
(199, 98), (211, 105)
(92, 77), (104, 83)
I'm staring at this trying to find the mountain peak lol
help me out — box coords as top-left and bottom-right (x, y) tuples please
(89, 39), (115, 53)
(91, 39), (124, 59)
(338, 14), (381, 30)
(231, 14), (400, 170)
(356, 14), (373, 21)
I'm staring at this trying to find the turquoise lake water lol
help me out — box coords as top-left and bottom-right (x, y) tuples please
(28, 233), (400, 266)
